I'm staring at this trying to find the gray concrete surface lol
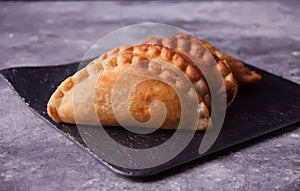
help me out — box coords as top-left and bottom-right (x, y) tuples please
(0, 1), (299, 190)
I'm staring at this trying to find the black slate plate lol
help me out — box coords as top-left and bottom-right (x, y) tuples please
(1, 62), (300, 177)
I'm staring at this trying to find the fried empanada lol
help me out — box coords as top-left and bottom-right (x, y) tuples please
(141, 33), (261, 85)
(48, 44), (215, 130)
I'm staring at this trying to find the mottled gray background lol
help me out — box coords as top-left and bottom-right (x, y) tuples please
(0, 1), (299, 191)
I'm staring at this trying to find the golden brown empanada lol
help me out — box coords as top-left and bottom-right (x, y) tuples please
(141, 33), (261, 85)
(48, 44), (214, 130)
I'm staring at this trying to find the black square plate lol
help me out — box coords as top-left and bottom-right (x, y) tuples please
(1, 61), (299, 177)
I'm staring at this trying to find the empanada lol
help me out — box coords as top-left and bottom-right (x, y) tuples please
(47, 33), (261, 130)
(141, 33), (261, 85)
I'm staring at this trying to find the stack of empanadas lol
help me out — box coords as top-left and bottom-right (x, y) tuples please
(47, 33), (261, 130)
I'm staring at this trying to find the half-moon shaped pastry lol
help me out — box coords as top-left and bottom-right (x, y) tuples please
(48, 44), (213, 130)
(141, 33), (261, 85)
(47, 33), (261, 130)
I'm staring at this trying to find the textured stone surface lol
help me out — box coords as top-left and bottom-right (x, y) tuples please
(0, 1), (299, 190)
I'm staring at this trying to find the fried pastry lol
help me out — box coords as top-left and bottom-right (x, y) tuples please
(48, 44), (213, 130)
(141, 33), (261, 85)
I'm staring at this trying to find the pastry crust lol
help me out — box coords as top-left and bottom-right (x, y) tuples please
(47, 56), (104, 125)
